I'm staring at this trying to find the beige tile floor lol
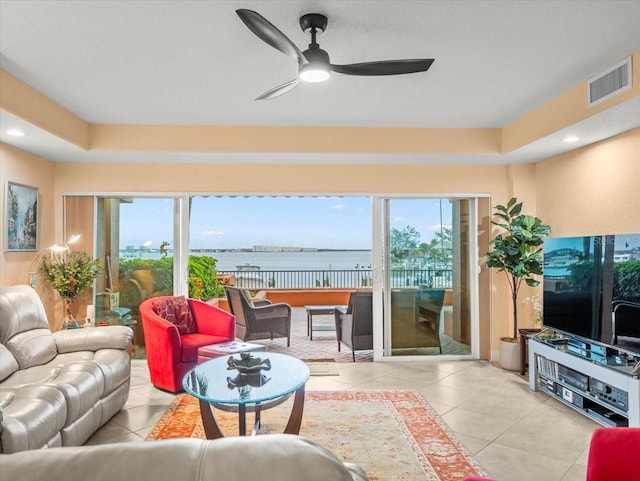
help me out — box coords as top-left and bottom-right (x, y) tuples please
(87, 358), (598, 481)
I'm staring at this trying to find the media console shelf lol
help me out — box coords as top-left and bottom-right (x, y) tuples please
(528, 330), (640, 427)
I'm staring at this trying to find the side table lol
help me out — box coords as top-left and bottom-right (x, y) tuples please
(304, 305), (341, 340)
(519, 328), (542, 375)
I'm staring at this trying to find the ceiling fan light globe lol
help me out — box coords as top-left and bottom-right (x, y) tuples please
(300, 47), (331, 82)
(299, 63), (330, 83)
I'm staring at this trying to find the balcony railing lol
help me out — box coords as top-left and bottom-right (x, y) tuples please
(217, 269), (453, 289)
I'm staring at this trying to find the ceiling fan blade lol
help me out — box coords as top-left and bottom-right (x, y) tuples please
(330, 59), (434, 76)
(236, 9), (306, 65)
(255, 78), (300, 100)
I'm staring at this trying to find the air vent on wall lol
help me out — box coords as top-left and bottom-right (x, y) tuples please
(588, 56), (632, 107)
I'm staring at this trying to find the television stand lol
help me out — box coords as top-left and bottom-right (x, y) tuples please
(528, 330), (640, 427)
(519, 328), (542, 375)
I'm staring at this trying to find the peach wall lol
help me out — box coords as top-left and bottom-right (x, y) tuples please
(90, 124), (501, 154)
(490, 163), (541, 347)
(507, 163), (537, 214)
(52, 162), (509, 195)
(0, 142), (59, 323)
(0, 143), (56, 284)
(536, 128), (640, 236)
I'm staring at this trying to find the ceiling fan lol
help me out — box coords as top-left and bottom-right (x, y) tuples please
(236, 9), (435, 100)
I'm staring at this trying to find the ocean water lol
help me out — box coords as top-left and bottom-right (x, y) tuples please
(123, 250), (373, 272)
(120, 249), (455, 288)
(194, 250), (373, 271)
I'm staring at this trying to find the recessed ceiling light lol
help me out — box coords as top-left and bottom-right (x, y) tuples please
(562, 136), (580, 143)
(5, 129), (25, 137)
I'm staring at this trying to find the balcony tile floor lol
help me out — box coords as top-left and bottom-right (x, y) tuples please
(88, 309), (599, 481)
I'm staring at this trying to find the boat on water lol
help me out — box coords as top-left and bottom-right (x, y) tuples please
(236, 263), (260, 271)
(235, 263), (266, 288)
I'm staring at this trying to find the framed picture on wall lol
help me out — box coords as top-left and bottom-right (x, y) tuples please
(5, 181), (38, 252)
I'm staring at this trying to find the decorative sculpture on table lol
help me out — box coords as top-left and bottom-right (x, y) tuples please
(226, 352), (271, 394)
(39, 250), (101, 329)
(227, 352), (272, 373)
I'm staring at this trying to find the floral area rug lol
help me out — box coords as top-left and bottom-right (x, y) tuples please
(146, 390), (488, 481)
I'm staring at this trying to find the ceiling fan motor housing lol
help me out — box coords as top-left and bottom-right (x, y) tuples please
(300, 13), (328, 34)
(303, 47), (330, 64)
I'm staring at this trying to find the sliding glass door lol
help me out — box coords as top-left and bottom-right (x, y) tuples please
(94, 196), (185, 344)
(374, 197), (479, 359)
(78, 192), (485, 358)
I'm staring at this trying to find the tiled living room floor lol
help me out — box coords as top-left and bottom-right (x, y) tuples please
(88, 309), (598, 481)
(88, 356), (598, 481)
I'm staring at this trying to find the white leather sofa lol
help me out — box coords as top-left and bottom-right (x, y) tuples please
(0, 285), (133, 453)
(0, 434), (370, 481)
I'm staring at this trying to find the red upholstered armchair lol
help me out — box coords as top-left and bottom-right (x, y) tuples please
(140, 296), (235, 392)
(585, 427), (640, 481)
(463, 426), (640, 481)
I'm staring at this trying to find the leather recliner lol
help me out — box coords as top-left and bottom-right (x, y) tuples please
(0, 285), (133, 453)
(0, 434), (369, 481)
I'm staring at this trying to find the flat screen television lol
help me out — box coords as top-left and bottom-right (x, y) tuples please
(543, 233), (640, 355)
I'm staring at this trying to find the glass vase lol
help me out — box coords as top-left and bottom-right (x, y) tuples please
(61, 297), (80, 329)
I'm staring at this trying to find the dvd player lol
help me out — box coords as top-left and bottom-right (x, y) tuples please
(558, 365), (589, 391)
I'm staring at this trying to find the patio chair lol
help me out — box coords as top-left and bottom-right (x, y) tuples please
(391, 288), (445, 353)
(225, 287), (292, 346)
(415, 288), (446, 353)
(335, 291), (373, 361)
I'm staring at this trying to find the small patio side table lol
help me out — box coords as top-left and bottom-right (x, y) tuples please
(304, 305), (342, 340)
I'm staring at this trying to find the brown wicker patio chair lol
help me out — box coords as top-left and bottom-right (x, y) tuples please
(391, 288), (445, 353)
(225, 287), (292, 346)
(335, 291), (373, 361)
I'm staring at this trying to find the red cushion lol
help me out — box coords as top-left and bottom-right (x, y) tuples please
(180, 333), (230, 363)
(586, 427), (640, 481)
(152, 296), (197, 335)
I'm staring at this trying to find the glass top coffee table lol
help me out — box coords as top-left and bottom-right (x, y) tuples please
(183, 352), (309, 438)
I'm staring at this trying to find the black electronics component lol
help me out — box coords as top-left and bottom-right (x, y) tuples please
(558, 365), (589, 391)
(555, 384), (585, 409)
(589, 378), (628, 412)
(539, 377), (555, 394)
(587, 407), (628, 427)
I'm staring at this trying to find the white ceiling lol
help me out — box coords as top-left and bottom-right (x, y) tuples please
(1, 0), (640, 164)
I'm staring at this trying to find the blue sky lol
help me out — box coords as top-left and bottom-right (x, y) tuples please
(119, 197), (453, 250)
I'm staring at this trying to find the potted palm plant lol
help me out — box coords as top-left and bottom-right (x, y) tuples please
(39, 250), (101, 329)
(487, 197), (550, 370)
